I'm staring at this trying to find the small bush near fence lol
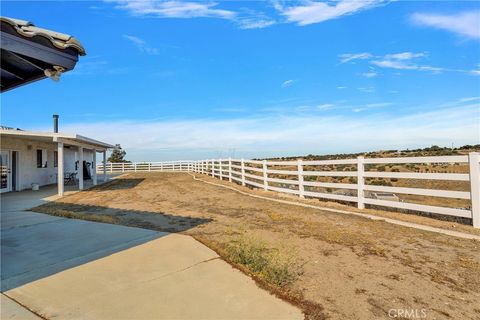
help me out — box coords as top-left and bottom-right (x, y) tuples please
(225, 235), (303, 287)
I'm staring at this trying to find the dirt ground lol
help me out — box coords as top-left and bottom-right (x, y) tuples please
(33, 173), (480, 320)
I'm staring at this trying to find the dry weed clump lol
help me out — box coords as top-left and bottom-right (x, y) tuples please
(225, 234), (303, 287)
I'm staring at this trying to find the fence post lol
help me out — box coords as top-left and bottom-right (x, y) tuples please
(263, 160), (268, 191)
(469, 152), (480, 228)
(357, 156), (365, 209)
(219, 159), (224, 180)
(228, 157), (232, 182)
(134, 163), (137, 172)
(297, 159), (305, 198)
(241, 159), (246, 186)
(110, 163), (113, 173)
(211, 159), (215, 177)
(122, 162), (125, 173)
(148, 162), (151, 172)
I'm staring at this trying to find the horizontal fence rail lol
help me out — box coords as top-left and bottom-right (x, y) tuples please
(97, 153), (480, 228)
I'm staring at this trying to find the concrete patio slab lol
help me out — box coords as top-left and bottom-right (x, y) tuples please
(1, 211), (164, 291)
(5, 233), (302, 320)
(1, 294), (43, 320)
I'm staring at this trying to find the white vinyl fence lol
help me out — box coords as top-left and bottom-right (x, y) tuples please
(98, 153), (480, 228)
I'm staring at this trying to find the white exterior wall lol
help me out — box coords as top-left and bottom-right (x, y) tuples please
(1, 136), (94, 191)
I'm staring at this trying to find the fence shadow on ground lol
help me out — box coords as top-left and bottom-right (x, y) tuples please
(32, 201), (212, 233)
(91, 178), (146, 192)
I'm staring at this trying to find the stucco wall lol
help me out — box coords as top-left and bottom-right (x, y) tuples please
(1, 136), (95, 191)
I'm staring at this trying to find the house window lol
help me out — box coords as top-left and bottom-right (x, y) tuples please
(54, 151), (58, 167)
(36, 149), (47, 168)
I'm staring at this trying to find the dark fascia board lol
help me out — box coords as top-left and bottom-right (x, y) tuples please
(1, 72), (46, 93)
(1, 31), (78, 70)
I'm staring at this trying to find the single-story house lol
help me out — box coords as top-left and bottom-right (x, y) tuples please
(0, 124), (113, 196)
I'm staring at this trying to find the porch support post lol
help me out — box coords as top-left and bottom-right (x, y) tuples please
(78, 147), (84, 190)
(57, 142), (64, 196)
(103, 151), (107, 182)
(92, 150), (97, 186)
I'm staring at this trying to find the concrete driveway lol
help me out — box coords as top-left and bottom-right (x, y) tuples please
(1, 188), (303, 320)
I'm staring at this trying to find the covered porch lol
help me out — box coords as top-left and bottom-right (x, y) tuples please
(0, 129), (114, 196)
(55, 136), (110, 196)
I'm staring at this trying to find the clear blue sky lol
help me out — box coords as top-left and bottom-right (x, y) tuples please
(2, 1), (479, 161)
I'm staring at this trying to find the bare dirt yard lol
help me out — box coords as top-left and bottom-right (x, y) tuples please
(33, 172), (480, 320)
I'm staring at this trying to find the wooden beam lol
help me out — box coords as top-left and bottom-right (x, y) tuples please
(53, 137), (107, 152)
(9, 51), (44, 70)
(1, 66), (24, 80)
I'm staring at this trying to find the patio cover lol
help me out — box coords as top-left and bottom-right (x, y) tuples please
(0, 16), (86, 92)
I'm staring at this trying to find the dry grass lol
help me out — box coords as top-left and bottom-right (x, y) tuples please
(225, 234), (303, 288)
(35, 205), (120, 225)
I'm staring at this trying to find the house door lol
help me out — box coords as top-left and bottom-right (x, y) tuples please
(0, 150), (12, 193)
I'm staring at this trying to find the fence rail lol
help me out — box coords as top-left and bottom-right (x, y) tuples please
(97, 153), (480, 228)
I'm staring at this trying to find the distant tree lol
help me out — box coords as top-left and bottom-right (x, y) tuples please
(108, 144), (130, 163)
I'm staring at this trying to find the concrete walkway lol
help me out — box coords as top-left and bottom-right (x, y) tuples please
(1, 188), (302, 319)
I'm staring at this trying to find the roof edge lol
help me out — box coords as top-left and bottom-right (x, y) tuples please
(1, 16), (86, 56)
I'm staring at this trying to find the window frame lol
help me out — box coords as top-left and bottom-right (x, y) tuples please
(36, 149), (47, 168)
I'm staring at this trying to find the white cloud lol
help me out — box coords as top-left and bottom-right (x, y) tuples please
(317, 103), (335, 110)
(50, 102), (478, 161)
(361, 71), (378, 78)
(108, 0), (389, 29)
(411, 11), (480, 39)
(459, 97), (480, 103)
(336, 86), (347, 89)
(111, 0), (235, 19)
(384, 52), (427, 60)
(237, 18), (276, 29)
(341, 51), (450, 74)
(276, 0), (386, 26)
(370, 59), (442, 72)
(469, 65), (480, 76)
(339, 52), (372, 63)
(123, 35), (159, 55)
(281, 79), (296, 88)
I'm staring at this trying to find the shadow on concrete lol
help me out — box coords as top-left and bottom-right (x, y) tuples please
(1, 203), (211, 292)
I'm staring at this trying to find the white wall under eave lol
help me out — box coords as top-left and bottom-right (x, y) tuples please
(0, 136), (96, 191)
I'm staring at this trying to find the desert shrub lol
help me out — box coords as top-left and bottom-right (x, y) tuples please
(377, 165), (386, 172)
(370, 179), (393, 186)
(226, 235), (302, 287)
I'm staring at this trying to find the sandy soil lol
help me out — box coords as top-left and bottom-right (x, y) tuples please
(33, 173), (480, 320)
